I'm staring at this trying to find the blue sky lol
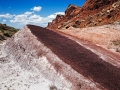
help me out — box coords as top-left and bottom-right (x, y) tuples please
(0, 0), (85, 28)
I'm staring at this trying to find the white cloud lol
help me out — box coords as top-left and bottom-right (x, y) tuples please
(55, 12), (65, 15)
(31, 6), (42, 12)
(10, 11), (64, 27)
(47, 12), (65, 19)
(28, 14), (43, 24)
(2, 19), (6, 24)
(0, 13), (13, 18)
(10, 15), (28, 24)
(3, 20), (6, 22)
(29, 14), (41, 20)
(10, 11), (34, 24)
(24, 11), (33, 15)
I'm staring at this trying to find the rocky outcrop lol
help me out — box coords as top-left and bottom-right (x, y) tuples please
(82, 0), (118, 10)
(46, 0), (120, 29)
(47, 4), (81, 29)
(65, 4), (81, 18)
(47, 14), (64, 29)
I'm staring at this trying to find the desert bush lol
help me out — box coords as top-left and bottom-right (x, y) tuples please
(112, 40), (120, 46)
(72, 24), (79, 28)
(77, 82), (82, 89)
(107, 14), (112, 19)
(75, 20), (81, 25)
(49, 85), (57, 90)
(65, 26), (70, 29)
(0, 35), (5, 40)
(3, 32), (11, 37)
(116, 48), (120, 52)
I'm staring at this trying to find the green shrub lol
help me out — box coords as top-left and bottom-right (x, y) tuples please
(3, 32), (11, 37)
(0, 35), (6, 40)
(0, 23), (18, 41)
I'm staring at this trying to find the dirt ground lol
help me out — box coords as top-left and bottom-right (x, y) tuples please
(60, 24), (120, 54)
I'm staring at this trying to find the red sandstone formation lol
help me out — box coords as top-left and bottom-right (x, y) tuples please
(47, 0), (120, 29)
(47, 4), (81, 29)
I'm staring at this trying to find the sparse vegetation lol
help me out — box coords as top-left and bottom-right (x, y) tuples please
(72, 24), (79, 28)
(0, 23), (18, 41)
(49, 85), (57, 90)
(75, 20), (81, 25)
(0, 34), (6, 40)
(3, 32), (11, 37)
(112, 40), (120, 53)
(116, 48), (120, 52)
(107, 14), (112, 19)
(65, 26), (70, 29)
(77, 82), (82, 89)
(112, 40), (120, 46)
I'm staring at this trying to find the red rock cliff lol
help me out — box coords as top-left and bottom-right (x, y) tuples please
(47, 0), (120, 29)
(47, 4), (81, 29)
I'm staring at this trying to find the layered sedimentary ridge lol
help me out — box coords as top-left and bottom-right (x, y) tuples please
(1, 25), (120, 90)
(28, 25), (120, 90)
(0, 25), (103, 90)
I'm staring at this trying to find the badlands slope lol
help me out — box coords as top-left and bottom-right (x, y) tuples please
(59, 22), (120, 53)
(0, 25), (120, 90)
(0, 25), (102, 90)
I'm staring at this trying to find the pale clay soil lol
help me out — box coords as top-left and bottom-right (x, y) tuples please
(60, 24), (120, 54)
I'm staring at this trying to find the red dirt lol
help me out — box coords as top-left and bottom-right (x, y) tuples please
(28, 25), (120, 90)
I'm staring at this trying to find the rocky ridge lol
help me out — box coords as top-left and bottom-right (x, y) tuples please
(0, 25), (103, 90)
(47, 0), (120, 29)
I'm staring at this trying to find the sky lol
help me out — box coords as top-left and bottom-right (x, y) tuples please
(0, 0), (85, 29)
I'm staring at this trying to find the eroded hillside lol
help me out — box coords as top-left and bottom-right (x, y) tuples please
(47, 0), (120, 54)
(0, 25), (104, 90)
(47, 0), (120, 29)
(59, 22), (120, 53)
(0, 23), (18, 41)
(0, 0), (120, 90)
